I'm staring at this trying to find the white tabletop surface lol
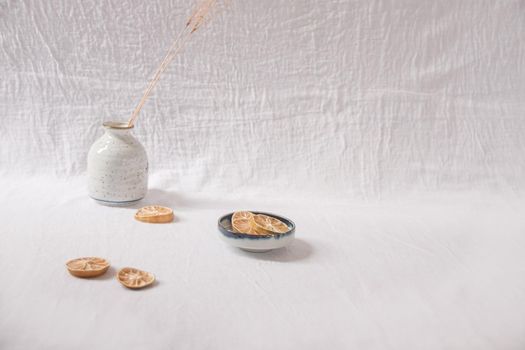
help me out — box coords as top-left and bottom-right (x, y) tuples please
(1, 175), (524, 350)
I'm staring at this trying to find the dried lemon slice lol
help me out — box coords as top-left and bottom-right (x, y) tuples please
(135, 205), (174, 223)
(253, 214), (289, 234)
(66, 257), (110, 278)
(231, 211), (258, 234)
(117, 267), (155, 289)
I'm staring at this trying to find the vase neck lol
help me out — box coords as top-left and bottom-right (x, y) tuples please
(102, 121), (134, 137)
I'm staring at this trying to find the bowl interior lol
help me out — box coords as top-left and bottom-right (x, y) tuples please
(218, 211), (295, 238)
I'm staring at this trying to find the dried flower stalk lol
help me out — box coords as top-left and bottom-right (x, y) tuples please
(127, 0), (219, 127)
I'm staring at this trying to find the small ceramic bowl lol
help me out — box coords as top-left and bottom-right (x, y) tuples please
(218, 212), (296, 253)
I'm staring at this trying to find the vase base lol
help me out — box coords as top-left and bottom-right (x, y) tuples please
(90, 196), (144, 207)
(240, 248), (273, 253)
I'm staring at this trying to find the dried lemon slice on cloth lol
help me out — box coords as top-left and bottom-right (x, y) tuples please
(117, 267), (155, 289)
(253, 214), (290, 234)
(231, 211), (259, 234)
(66, 257), (110, 278)
(135, 205), (174, 223)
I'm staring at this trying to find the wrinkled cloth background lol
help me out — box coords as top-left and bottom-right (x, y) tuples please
(2, 0), (524, 196)
(1, 1), (525, 349)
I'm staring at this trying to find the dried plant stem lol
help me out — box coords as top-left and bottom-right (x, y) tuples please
(128, 0), (218, 127)
(128, 28), (191, 127)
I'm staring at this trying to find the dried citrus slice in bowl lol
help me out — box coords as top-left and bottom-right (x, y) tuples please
(253, 214), (290, 234)
(231, 211), (257, 234)
(135, 205), (174, 223)
(117, 267), (155, 289)
(66, 257), (110, 278)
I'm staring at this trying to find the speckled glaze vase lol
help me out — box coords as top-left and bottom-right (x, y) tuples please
(87, 121), (148, 206)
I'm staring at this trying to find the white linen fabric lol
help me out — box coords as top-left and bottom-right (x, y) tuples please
(0, 176), (524, 350)
(1, 0), (524, 197)
(1, 0), (525, 349)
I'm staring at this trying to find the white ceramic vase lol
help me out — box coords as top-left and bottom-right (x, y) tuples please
(87, 121), (148, 206)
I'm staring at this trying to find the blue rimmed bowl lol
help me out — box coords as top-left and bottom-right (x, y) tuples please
(218, 212), (296, 253)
